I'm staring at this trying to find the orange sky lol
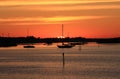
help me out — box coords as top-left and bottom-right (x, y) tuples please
(0, 0), (120, 38)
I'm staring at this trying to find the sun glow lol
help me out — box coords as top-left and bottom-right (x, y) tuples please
(0, 16), (107, 23)
(57, 36), (65, 39)
(41, 16), (107, 22)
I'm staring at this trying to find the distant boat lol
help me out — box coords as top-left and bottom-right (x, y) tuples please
(23, 28), (35, 48)
(57, 43), (74, 48)
(23, 45), (35, 48)
(57, 24), (74, 48)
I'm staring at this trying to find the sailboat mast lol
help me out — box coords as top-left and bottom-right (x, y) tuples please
(62, 24), (64, 45)
(62, 24), (64, 37)
(27, 28), (29, 37)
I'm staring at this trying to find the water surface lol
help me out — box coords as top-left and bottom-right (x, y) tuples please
(0, 43), (120, 79)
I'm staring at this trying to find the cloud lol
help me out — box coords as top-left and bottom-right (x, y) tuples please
(41, 16), (107, 22)
(0, 16), (109, 25)
(0, 0), (120, 6)
(0, 0), (119, 24)
(0, 7), (119, 19)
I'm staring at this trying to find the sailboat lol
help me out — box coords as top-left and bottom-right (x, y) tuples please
(23, 29), (35, 48)
(57, 24), (74, 48)
(24, 45), (35, 48)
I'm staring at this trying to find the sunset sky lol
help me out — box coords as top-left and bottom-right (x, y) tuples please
(0, 0), (120, 38)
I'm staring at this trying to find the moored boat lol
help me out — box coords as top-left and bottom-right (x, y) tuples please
(57, 24), (74, 48)
(23, 45), (35, 48)
(57, 44), (74, 48)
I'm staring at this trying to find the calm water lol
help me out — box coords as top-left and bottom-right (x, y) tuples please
(0, 43), (120, 79)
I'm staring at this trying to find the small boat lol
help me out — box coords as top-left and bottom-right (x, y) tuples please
(57, 24), (74, 48)
(23, 45), (35, 48)
(57, 44), (74, 48)
(23, 29), (35, 48)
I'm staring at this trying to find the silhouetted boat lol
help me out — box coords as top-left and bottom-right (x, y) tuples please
(23, 29), (35, 48)
(23, 45), (35, 48)
(57, 44), (74, 48)
(57, 24), (74, 48)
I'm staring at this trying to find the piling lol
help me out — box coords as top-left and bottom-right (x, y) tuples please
(62, 53), (65, 68)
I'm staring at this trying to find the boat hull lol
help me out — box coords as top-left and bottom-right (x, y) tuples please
(57, 45), (73, 48)
(24, 45), (35, 48)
